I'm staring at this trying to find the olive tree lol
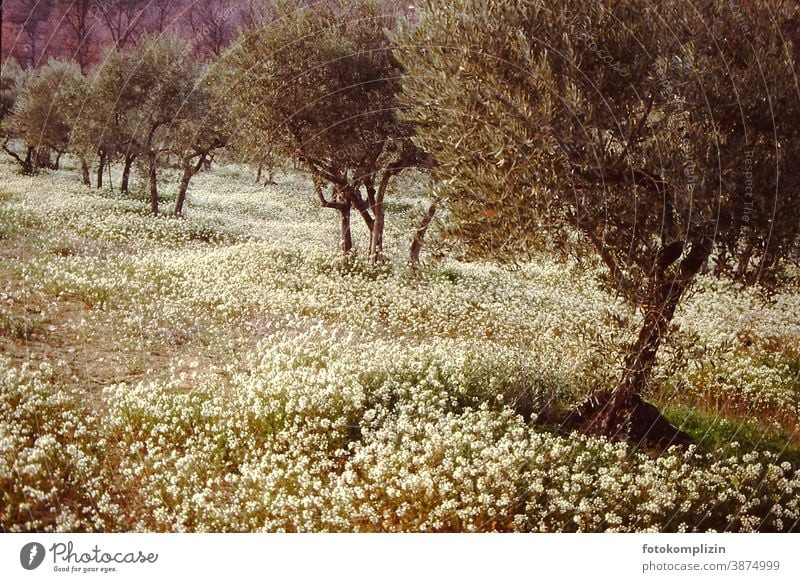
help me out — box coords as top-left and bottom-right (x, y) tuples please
(225, 0), (423, 258)
(69, 60), (125, 189)
(166, 65), (231, 217)
(132, 35), (204, 214)
(72, 44), (157, 192)
(0, 59), (25, 124)
(397, 0), (800, 446)
(0, 59), (28, 167)
(76, 34), (201, 210)
(2, 59), (84, 175)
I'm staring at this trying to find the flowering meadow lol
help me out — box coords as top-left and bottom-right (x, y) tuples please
(1, 158), (799, 532)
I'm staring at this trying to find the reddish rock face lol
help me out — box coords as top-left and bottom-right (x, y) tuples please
(1, 0), (411, 71)
(3, 0), (94, 69)
(0, 0), (229, 69)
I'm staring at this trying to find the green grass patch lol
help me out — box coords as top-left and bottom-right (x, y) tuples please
(433, 266), (463, 284)
(665, 405), (800, 465)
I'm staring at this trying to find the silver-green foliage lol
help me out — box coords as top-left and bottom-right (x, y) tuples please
(396, 0), (800, 293)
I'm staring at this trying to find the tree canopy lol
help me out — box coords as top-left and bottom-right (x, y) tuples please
(396, 0), (800, 445)
(84, 34), (203, 210)
(2, 59), (84, 174)
(225, 0), (423, 257)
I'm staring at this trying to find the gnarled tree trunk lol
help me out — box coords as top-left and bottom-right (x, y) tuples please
(2, 143), (36, 175)
(33, 149), (52, 173)
(174, 154), (207, 218)
(340, 201), (353, 254)
(148, 152), (159, 215)
(368, 172), (391, 262)
(575, 237), (713, 449)
(121, 154), (135, 193)
(96, 150), (107, 189)
(410, 200), (438, 266)
(315, 179), (354, 254)
(345, 185), (375, 235)
(368, 159), (413, 262)
(106, 154), (114, 193)
(369, 200), (385, 261)
(80, 157), (91, 186)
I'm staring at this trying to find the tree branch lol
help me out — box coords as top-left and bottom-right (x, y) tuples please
(314, 178), (347, 211)
(584, 228), (636, 294)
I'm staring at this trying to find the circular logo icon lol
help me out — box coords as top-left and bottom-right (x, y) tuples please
(20, 542), (46, 570)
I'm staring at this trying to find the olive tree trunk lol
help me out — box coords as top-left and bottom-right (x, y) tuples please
(173, 154), (207, 218)
(578, 237), (713, 448)
(106, 154), (114, 193)
(96, 150), (106, 189)
(3, 143), (36, 175)
(121, 154), (136, 193)
(368, 175), (389, 262)
(148, 152), (159, 215)
(346, 186), (375, 236)
(80, 157), (91, 185)
(315, 180), (354, 253)
(410, 200), (438, 266)
(340, 202), (353, 254)
(33, 149), (52, 173)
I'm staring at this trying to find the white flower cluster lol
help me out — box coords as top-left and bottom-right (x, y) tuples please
(2, 353), (798, 532)
(655, 276), (800, 423)
(0, 359), (119, 531)
(1, 158), (798, 532)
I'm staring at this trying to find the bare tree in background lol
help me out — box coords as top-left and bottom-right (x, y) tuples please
(94, 0), (149, 50)
(57, 0), (96, 73)
(6, 1), (54, 68)
(236, 0), (276, 31)
(236, 1), (263, 31)
(144, 0), (182, 35)
(187, 0), (241, 58)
